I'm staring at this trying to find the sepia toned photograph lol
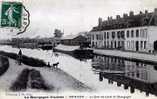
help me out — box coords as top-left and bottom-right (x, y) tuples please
(0, 0), (157, 99)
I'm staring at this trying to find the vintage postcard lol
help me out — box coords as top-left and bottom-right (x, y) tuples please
(0, 0), (157, 99)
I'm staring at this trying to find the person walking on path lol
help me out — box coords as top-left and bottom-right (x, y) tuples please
(18, 49), (22, 65)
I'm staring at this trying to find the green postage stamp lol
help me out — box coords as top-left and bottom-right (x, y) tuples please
(0, 1), (29, 35)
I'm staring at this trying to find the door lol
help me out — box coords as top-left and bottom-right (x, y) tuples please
(136, 41), (139, 51)
(154, 40), (157, 51)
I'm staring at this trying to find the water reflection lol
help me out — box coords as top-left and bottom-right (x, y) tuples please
(92, 55), (157, 96)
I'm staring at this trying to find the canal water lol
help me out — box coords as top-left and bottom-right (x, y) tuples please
(0, 45), (157, 99)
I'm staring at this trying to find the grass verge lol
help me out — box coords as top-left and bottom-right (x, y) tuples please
(0, 56), (9, 76)
(0, 51), (46, 67)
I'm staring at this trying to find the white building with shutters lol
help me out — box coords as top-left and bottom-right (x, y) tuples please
(90, 8), (157, 53)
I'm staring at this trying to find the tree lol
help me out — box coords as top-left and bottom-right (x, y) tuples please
(54, 29), (64, 38)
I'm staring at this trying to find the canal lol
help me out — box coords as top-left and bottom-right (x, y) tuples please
(0, 45), (157, 99)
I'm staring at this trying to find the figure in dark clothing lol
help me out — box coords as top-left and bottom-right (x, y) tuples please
(18, 49), (22, 65)
(47, 62), (50, 67)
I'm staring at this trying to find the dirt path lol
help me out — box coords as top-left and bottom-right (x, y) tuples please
(10, 68), (52, 91)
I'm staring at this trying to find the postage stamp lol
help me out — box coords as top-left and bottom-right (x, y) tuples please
(0, 1), (30, 35)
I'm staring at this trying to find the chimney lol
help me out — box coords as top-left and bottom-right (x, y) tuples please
(154, 8), (157, 14)
(123, 13), (128, 18)
(139, 11), (143, 14)
(107, 16), (113, 21)
(98, 17), (102, 26)
(129, 11), (134, 16)
(154, 8), (157, 25)
(108, 16), (110, 20)
(145, 10), (148, 14)
(116, 15), (120, 19)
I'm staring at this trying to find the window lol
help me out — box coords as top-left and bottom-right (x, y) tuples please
(132, 73), (135, 77)
(121, 31), (125, 38)
(127, 41), (130, 48)
(107, 32), (109, 39)
(112, 32), (115, 39)
(92, 42), (94, 47)
(136, 29), (139, 37)
(104, 32), (106, 39)
(98, 34), (101, 40)
(104, 41), (106, 47)
(127, 30), (129, 38)
(144, 41), (146, 49)
(101, 34), (103, 40)
(121, 41), (124, 47)
(115, 41), (117, 48)
(143, 32), (145, 38)
(140, 29), (144, 38)
(96, 34), (99, 40)
(131, 41), (134, 49)
(141, 41), (143, 49)
(118, 41), (121, 47)
(92, 34), (94, 40)
(131, 30), (134, 37)
(136, 70), (140, 78)
(111, 41), (113, 48)
(114, 58), (117, 62)
(117, 31), (121, 38)
(95, 42), (97, 47)
(107, 41), (109, 47)
(145, 32), (147, 38)
(97, 34), (102, 40)
(144, 29), (148, 38)
(136, 62), (139, 67)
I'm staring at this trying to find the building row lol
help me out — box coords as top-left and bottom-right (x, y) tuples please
(90, 8), (157, 53)
(60, 32), (90, 46)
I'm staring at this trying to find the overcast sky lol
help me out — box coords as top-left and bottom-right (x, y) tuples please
(1, 0), (157, 38)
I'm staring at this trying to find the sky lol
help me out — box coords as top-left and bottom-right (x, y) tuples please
(0, 0), (157, 39)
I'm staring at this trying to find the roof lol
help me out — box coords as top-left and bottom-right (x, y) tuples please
(61, 35), (79, 40)
(92, 11), (157, 31)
